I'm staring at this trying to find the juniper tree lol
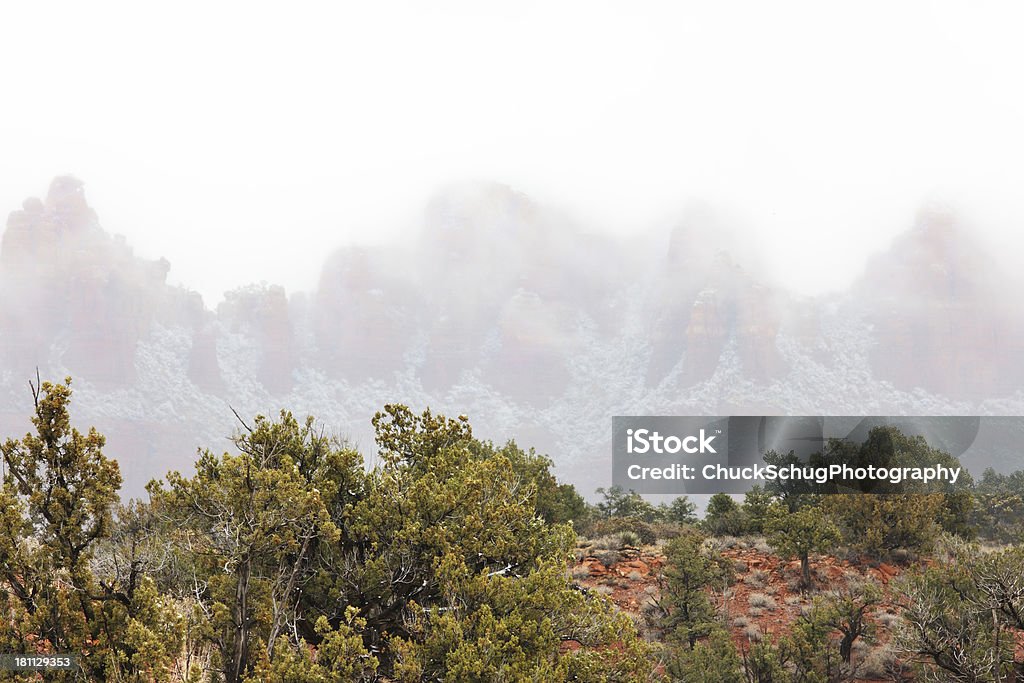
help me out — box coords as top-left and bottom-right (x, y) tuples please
(151, 404), (652, 682)
(595, 484), (658, 521)
(663, 496), (698, 525)
(0, 377), (181, 681)
(764, 502), (840, 590)
(150, 411), (356, 683)
(896, 538), (1024, 682)
(702, 492), (747, 536)
(740, 485), (773, 534)
(819, 579), (881, 664)
(652, 527), (733, 649)
(666, 629), (744, 682)
(468, 438), (587, 525)
(334, 405), (650, 680)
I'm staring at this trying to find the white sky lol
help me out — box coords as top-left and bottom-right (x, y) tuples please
(2, 1), (1023, 305)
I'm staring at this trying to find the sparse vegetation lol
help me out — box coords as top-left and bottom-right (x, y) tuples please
(747, 593), (777, 610)
(571, 565), (592, 580)
(743, 569), (769, 589)
(4, 379), (1024, 680)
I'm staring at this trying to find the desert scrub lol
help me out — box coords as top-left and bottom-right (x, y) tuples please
(570, 565), (592, 580)
(592, 549), (621, 567)
(748, 593), (777, 610)
(590, 535), (619, 551)
(859, 643), (898, 679)
(744, 625), (764, 642)
(618, 530), (642, 548)
(713, 535), (742, 550)
(743, 569), (769, 588)
(873, 609), (900, 629)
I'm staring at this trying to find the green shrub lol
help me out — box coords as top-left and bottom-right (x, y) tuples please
(582, 516), (657, 545)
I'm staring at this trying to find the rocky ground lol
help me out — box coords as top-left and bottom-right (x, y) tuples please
(571, 537), (919, 681)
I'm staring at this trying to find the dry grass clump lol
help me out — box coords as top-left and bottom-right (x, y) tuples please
(748, 592), (777, 610)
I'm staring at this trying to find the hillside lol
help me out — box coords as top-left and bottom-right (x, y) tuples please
(573, 538), (1024, 681)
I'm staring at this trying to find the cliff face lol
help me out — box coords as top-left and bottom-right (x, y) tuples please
(647, 215), (787, 388)
(1, 178), (1021, 499)
(855, 206), (1024, 400)
(218, 284), (296, 395)
(313, 246), (420, 383)
(310, 184), (618, 402)
(415, 185), (621, 401)
(0, 177), (179, 387)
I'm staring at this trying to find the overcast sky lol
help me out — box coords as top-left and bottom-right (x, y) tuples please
(2, 1), (1022, 305)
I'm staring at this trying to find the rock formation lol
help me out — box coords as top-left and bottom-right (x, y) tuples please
(854, 205), (1024, 399)
(1, 177), (172, 387)
(2, 177), (1022, 500)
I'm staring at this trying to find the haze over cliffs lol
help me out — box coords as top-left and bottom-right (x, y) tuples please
(1, 177), (1022, 497)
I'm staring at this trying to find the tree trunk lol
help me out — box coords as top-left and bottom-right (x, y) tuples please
(228, 558), (252, 683)
(267, 534), (312, 658)
(800, 552), (811, 590)
(839, 633), (853, 663)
